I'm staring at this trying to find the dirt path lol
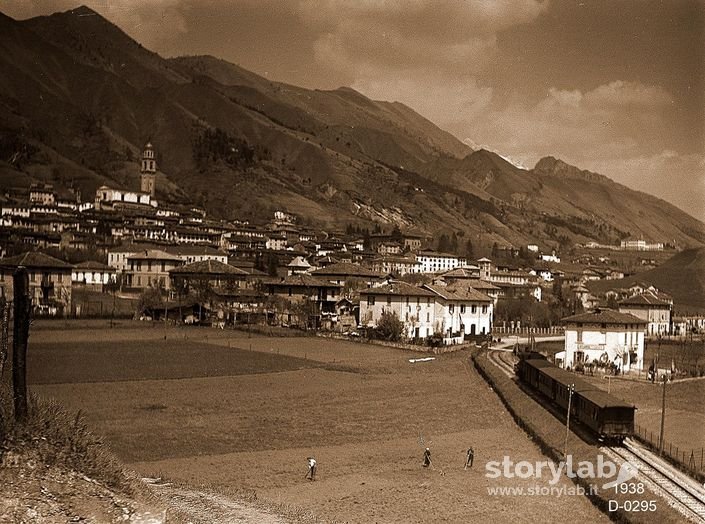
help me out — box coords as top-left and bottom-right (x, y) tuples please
(146, 481), (293, 524)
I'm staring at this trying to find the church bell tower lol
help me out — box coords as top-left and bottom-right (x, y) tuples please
(140, 142), (157, 197)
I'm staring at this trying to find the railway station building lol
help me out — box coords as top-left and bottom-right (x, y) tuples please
(560, 309), (647, 373)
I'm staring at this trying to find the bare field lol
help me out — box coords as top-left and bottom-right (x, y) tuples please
(29, 326), (608, 523)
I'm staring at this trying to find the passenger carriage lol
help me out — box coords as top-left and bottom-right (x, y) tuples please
(516, 356), (635, 442)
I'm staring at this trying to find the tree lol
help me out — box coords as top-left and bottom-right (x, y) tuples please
(266, 253), (279, 277)
(374, 310), (405, 341)
(465, 239), (474, 258)
(449, 232), (459, 254)
(137, 286), (164, 318)
(390, 225), (403, 243)
(437, 233), (450, 252)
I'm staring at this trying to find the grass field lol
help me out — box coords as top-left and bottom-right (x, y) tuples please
(27, 325), (609, 523)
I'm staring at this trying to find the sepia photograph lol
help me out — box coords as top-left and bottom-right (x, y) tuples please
(0, 1), (703, 522)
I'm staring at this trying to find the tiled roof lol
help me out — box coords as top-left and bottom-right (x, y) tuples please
(311, 262), (381, 278)
(263, 274), (341, 288)
(287, 256), (311, 268)
(561, 309), (646, 325)
(1, 251), (73, 269)
(164, 245), (228, 257)
(424, 284), (492, 302)
(439, 267), (479, 278)
(169, 260), (249, 275)
(127, 249), (182, 261)
(463, 279), (501, 290)
(107, 242), (159, 253)
(74, 260), (113, 271)
(360, 281), (435, 297)
(619, 292), (671, 307)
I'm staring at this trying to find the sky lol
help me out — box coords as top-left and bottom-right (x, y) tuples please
(3, 0), (705, 221)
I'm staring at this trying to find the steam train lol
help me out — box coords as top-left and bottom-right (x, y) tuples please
(515, 352), (635, 442)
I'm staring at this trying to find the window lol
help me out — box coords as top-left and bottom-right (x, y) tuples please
(426, 312), (430, 322)
(460, 304), (466, 313)
(482, 305), (487, 314)
(449, 304), (454, 314)
(471, 305), (477, 313)
(387, 296), (392, 305)
(367, 296), (375, 306)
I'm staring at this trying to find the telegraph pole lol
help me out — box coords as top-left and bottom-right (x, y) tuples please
(659, 375), (667, 454)
(12, 267), (31, 423)
(564, 383), (574, 458)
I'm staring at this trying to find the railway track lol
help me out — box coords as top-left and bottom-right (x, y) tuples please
(486, 350), (705, 521)
(487, 349), (517, 377)
(603, 439), (705, 522)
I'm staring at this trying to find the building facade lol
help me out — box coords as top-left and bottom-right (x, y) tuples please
(560, 309), (646, 373)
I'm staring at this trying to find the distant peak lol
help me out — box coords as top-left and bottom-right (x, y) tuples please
(67, 5), (100, 17)
(534, 156), (612, 184)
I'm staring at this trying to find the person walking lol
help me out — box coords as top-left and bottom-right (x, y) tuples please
(306, 457), (317, 481)
(422, 448), (432, 468)
(465, 447), (474, 470)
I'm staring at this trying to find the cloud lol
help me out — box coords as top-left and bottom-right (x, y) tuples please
(585, 80), (672, 107)
(296, 0), (549, 78)
(291, 0), (547, 140)
(466, 81), (677, 167)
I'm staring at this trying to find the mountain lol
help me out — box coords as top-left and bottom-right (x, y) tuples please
(1, 6), (704, 251)
(587, 247), (705, 312)
(640, 248), (705, 311)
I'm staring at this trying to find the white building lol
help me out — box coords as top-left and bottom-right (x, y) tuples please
(72, 261), (117, 290)
(620, 240), (664, 251)
(95, 186), (155, 210)
(359, 281), (493, 343)
(415, 250), (467, 274)
(618, 292), (672, 336)
(371, 255), (421, 276)
(424, 283), (493, 341)
(360, 282), (437, 339)
(29, 184), (56, 205)
(560, 309), (647, 373)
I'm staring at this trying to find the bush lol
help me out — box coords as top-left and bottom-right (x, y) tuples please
(1, 389), (138, 494)
(372, 310), (405, 342)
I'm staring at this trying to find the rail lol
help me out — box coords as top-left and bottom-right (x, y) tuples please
(603, 439), (705, 522)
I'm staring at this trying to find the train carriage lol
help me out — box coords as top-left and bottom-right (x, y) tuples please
(516, 355), (635, 442)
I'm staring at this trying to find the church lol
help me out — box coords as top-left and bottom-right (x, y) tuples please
(94, 142), (159, 210)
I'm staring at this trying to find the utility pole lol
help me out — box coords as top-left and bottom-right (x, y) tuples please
(564, 383), (574, 458)
(12, 267), (31, 423)
(659, 375), (667, 454)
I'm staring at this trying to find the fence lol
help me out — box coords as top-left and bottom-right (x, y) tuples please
(633, 423), (705, 482)
(492, 326), (564, 336)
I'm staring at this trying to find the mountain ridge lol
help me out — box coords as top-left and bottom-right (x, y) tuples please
(0, 6), (703, 250)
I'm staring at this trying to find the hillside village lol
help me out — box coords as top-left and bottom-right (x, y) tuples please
(1, 142), (703, 351)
